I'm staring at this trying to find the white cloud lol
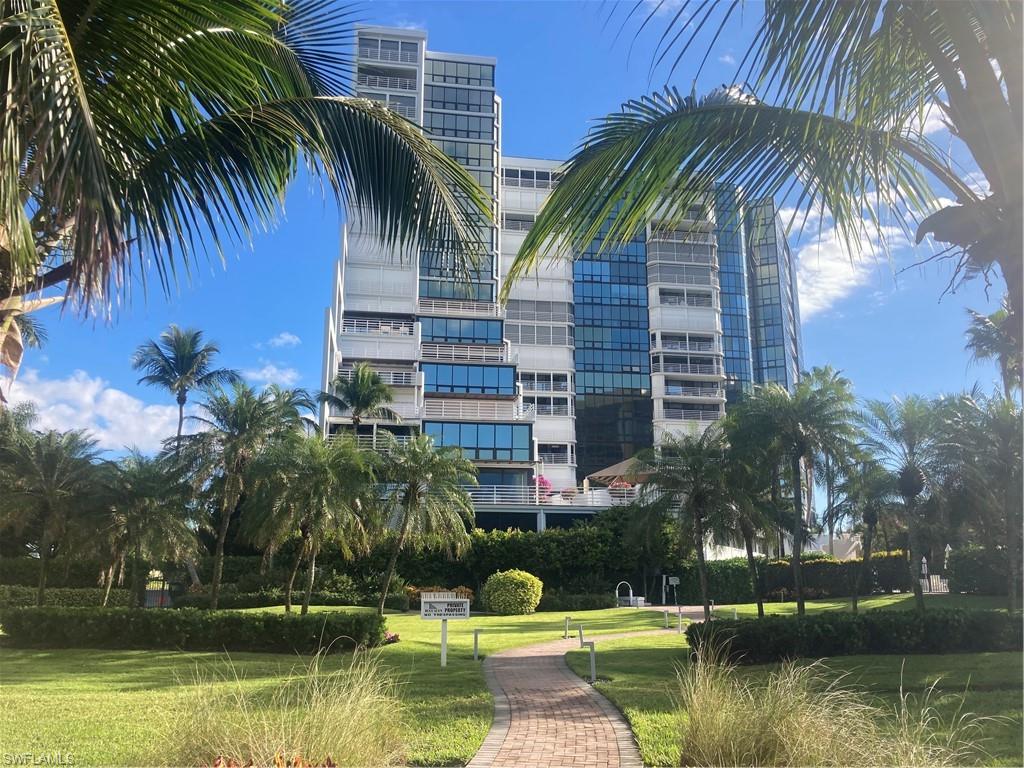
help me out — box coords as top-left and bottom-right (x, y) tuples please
(643, 0), (686, 17)
(265, 331), (301, 349)
(6, 369), (184, 453)
(793, 220), (907, 320)
(243, 361), (300, 388)
(718, 53), (736, 66)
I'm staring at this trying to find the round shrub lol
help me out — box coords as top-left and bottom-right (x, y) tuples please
(481, 569), (543, 615)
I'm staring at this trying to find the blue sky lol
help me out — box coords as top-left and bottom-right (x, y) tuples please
(10, 0), (1004, 452)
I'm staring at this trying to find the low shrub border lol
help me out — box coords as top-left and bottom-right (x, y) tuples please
(0, 607), (386, 653)
(685, 609), (1022, 664)
(173, 590), (411, 612)
(0, 586), (131, 608)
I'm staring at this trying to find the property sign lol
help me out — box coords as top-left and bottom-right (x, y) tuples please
(420, 591), (470, 620)
(668, 576), (680, 586)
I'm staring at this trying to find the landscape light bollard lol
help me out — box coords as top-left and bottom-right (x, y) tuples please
(677, 612), (683, 634)
(578, 625), (585, 648)
(564, 616), (571, 639)
(441, 618), (448, 668)
(473, 628), (482, 661)
(583, 640), (596, 684)
(664, 610), (670, 628)
(733, 607), (738, 620)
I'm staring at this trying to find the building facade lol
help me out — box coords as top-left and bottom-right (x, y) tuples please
(321, 25), (802, 532)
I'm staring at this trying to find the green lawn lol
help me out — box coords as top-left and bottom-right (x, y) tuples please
(712, 593), (1009, 618)
(0, 607), (665, 766)
(566, 633), (1023, 767)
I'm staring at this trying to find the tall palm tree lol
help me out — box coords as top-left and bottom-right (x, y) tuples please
(132, 325), (241, 456)
(319, 362), (400, 429)
(178, 381), (309, 608)
(0, 429), (103, 605)
(861, 396), (942, 612)
(245, 433), (374, 614)
(102, 452), (200, 608)
(635, 426), (732, 622)
(745, 373), (858, 615)
(2, 0), (490, 373)
(506, 3), (1022, 348)
(964, 303), (1022, 399)
(376, 434), (477, 616)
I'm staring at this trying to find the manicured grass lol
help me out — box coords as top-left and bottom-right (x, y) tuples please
(712, 592), (1009, 618)
(0, 607), (665, 766)
(566, 633), (1023, 767)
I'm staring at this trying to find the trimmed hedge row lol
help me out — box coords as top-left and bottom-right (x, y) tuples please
(0, 557), (109, 588)
(0, 586), (131, 608)
(947, 547), (1007, 595)
(685, 609), (1022, 664)
(537, 591), (617, 612)
(0, 607), (386, 653)
(173, 589), (410, 612)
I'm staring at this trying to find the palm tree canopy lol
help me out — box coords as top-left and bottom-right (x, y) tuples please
(320, 362), (400, 425)
(380, 433), (477, 553)
(506, 1), (1021, 336)
(860, 395), (941, 502)
(3, 0), (490, 309)
(132, 325), (239, 401)
(964, 304), (1022, 394)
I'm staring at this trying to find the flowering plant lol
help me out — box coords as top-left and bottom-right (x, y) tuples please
(383, 631), (400, 645)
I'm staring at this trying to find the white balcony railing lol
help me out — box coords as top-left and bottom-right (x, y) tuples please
(538, 452), (573, 465)
(357, 74), (416, 91)
(533, 404), (572, 417)
(389, 104), (416, 119)
(652, 361), (723, 376)
(417, 298), (504, 318)
(658, 339), (721, 353)
(330, 433), (415, 451)
(421, 342), (513, 363)
(336, 367), (417, 387)
(664, 386), (726, 399)
(358, 47), (418, 64)
(660, 409), (722, 422)
(466, 485), (638, 507)
(341, 318), (416, 336)
(520, 380), (571, 392)
(329, 402), (420, 422)
(422, 399), (534, 421)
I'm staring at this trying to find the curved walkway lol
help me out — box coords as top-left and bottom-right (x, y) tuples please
(467, 627), (682, 768)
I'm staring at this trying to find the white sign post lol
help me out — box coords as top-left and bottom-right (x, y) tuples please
(420, 591), (470, 667)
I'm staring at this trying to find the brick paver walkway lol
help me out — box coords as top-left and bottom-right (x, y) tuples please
(467, 621), (700, 768)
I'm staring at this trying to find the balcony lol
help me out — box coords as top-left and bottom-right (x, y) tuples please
(417, 298), (504, 318)
(328, 402), (420, 422)
(358, 47), (418, 64)
(663, 385), (726, 400)
(341, 317), (416, 336)
(357, 73), (416, 91)
(336, 366), (417, 387)
(659, 409), (722, 423)
(422, 399), (534, 421)
(652, 361), (723, 376)
(538, 452), (574, 465)
(520, 380), (571, 392)
(656, 339), (722, 354)
(421, 342), (514, 363)
(328, 433), (414, 451)
(533, 403), (572, 417)
(467, 485), (638, 507)
(389, 103), (416, 119)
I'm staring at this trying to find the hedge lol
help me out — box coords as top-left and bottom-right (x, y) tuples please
(0, 586), (131, 608)
(174, 589), (411, 612)
(0, 557), (110, 588)
(685, 609), (1022, 664)
(0, 607), (386, 653)
(536, 591), (617, 612)
(947, 547), (1007, 595)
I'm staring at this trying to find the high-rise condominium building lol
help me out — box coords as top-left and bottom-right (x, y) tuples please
(321, 26), (802, 532)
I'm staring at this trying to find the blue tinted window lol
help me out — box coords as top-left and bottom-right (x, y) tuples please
(421, 317), (502, 344)
(423, 421), (532, 462)
(422, 364), (516, 394)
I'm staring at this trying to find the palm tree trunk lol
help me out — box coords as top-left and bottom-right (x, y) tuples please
(36, 530), (51, 607)
(209, 480), (238, 611)
(175, 390), (187, 458)
(259, 547), (272, 576)
(741, 524), (764, 618)
(102, 560), (116, 607)
(905, 499), (925, 612)
(853, 523), (875, 614)
(301, 546), (318, 616)
(771, 467), (785, 558)
(692, 512), (712, 622)
(790, 453), (806, 615)
(825, 455), (834, 556)
(284, 542), (305, 614)
(378, 509), (411, 616)
(1006, 483), (1020, 613)
(131, 539), (145, 609)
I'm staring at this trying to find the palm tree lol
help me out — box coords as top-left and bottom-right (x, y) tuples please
(744, 373), (858, 615)
(506, 3), (1022, 348)
(132, 326), (241, 456)
(0, 429), (103, 605)
(861, 396), (942, 612)
(103, 452), (200, 608)
(245, 433), (374, 614)
(376, 434), (477, 616)
(636, 426), (732, 622)
(319, 363), (400, 429)
(2, 1), (490, 374)
(964, 303), (1022, 399)
(941, 394), (1022, 612)
(178, 381), (309, 608)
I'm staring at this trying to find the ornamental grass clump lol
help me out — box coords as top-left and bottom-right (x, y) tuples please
(158, 649), (402, 767)
(676, 645), (987, 767)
